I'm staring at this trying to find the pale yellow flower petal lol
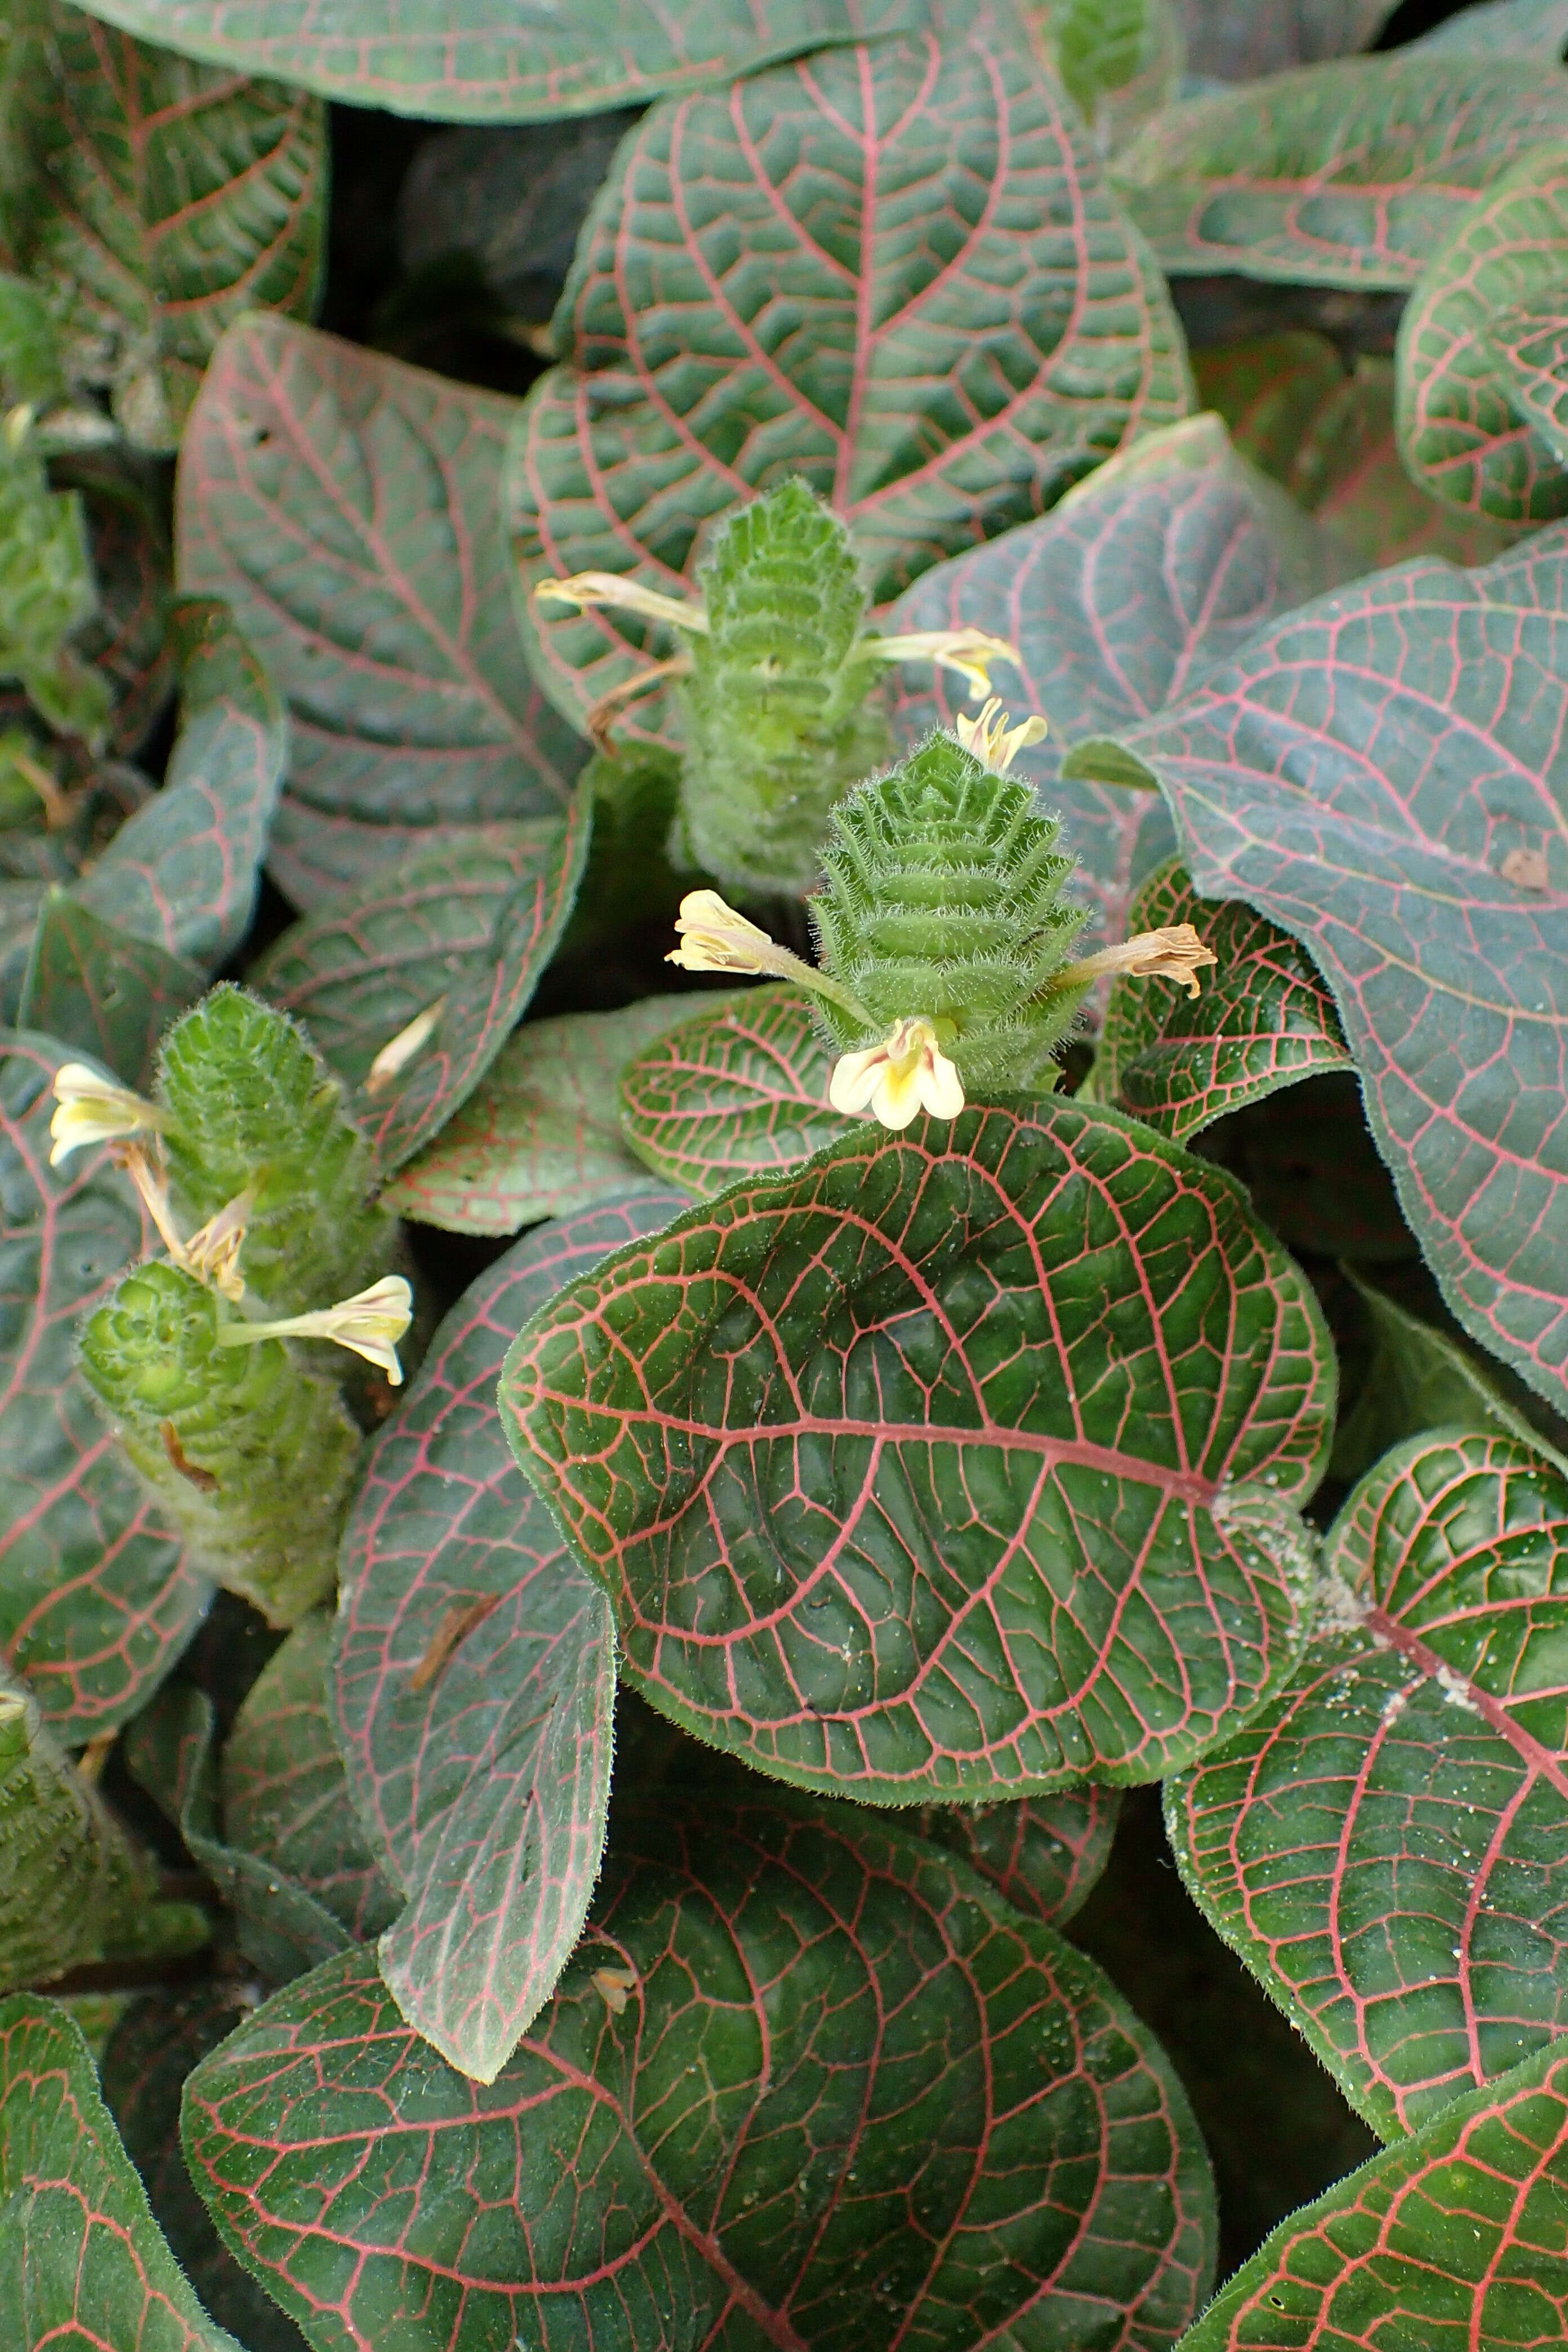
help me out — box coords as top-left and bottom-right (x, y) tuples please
(532, 571), (708, 635)
(667, 892), (872, 1023)
(828, 1041), (889, 1116)
(50, 1064), (163, 1168)
(917, 1044), (965, 1121)
(864, 625), (1021, 701)
(1056, 923), (1218, 1000)
(829, 1018), (965, 1132)
(217, 1275), (415, 1385)
(954, 697), (1049, 774)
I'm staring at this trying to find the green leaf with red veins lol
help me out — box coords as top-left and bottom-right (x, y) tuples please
(910, 1783), (1121, 1924)
(124, 1681), (351, 1988)
(1177, 0), (1395, 80)
(1198, 337), (1527, 572)
(65, 453), (173, 759)
(0, 2), (324, 452)
(74, 600), (286, 973)
(176, 317), (588, 910)
(501, 1097), (1335, 1802)
(1485, 283), (1568, 465)
(103, 1991), (311, 2352)
(19, 892), (204, 1088)
(1068, 525), (1568, 1414)
(507, 5), (1191, 742)
(0, 1032), (208, 1739)
(885, 414), (1348, 951)
(331, 1190), (683, 2084)
(182, 1794), (1215, 2351)
(386, 994), (705, 1236)
(1397, 144), (1568, 525)
(221, 1616), (398, 1945)
(56, 0), (929, 123)
(1092, 859), (1350, 1141)
(1414, 0), (1568, 56)
(1170, 1430), (1568, 2140)
(620, 986), (852, 1199)
(1111, 56), (1568, 291)
(253, 799), (591, 1177)
(1174, 2032), (1568, 2349)
(0, 1995), (242, 2352)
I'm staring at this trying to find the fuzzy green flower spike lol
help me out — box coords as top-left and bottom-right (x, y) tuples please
(536, 478), (1018, 897)
(78, 1261), (367, 1627)
(667, 719), (1218, 1122)
(0, 1665), (207, 1993)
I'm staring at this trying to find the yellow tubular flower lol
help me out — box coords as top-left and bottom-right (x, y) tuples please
(666, 891), (870, 1021)
(828, 1018), (965, 1131)
(954, 698), (1049, 774)
(1054, 924), (1219, 1001)
(531, 572), (709, 635)
(862, 625), (1021, 702)
(216, 1276), (415, 1386)
(49, 1065), (164, 1168)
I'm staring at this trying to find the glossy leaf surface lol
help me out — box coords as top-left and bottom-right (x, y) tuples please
(1112, 57), (1568, 289)
(183, 1795), (1215, 2350)
(333, 1191), (683, 2083)
(620, 986), (851, 1199)
(1093, 860), (1350, 1140)
(911, 1782), (1120, 1925)
(1, 2), (324, 451)
(1397, 143), (1568, 524)
(61, 0), (926, 123)
(503, 1098), (1335, 1801)
(386, 995), (700, 1236)
(887, 415), (1345, 949)
(222, 1616), (398, 1945)
(19, 893), (204, 1088)
(177, 318), (587, 908)
(254, 804), (590, 1175)
(0, 1032), (206, 1737)
(1171, 1430), (1568, 2137)
(0, 1995), (238, 2352)
(510, 7), (1191, 737)
(1177, 2033), (1568, 2349)
(75, 600), (287, 973)
(1072, 526), (1568, 1418)
(125, 1681), (350, 1988)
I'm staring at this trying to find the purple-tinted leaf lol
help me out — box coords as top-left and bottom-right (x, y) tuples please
(1092, 859), (1350, 1140)
(182, 1796), (1215, 2351)
(911, 1783), (1121, 1925)
(1065, 527), (1568, 1416)
(331, 1189), (682, 2083)
(61, 0), (926, 123)
(1178, 0), (1395, 80)
(177, 317), (588, 907)
(1397, 143), (1568, 525)
(19, 892), (204, 1088)
(509, 5), (1192, 740)
(1197, 336), (1527, 571)
(75, 599), (286, 972)
(620, 986), (851, 1197)
(0, 1032), (208, 1738)
(1177, 2032), (1568, 2349)
(102, 1991), (309, 2352)
(253, 801), (591, 1177)
(502, 1098), (1335, 1801)
(1112, 57), (1568, 291)
(386, 995), (704, 1236)
(888, 415), (1347, 950)
(221, 1616), (398, 1946)
(0, 5), (325, 452)
(0, 1995), (240, 2352)
(1171, 1429), (1568, 2137)
(124, 1682), (350, 1988)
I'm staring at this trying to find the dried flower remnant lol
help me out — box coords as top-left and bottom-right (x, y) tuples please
(1055, 924), (1218, 1000)
(366, 997), (447, 1098)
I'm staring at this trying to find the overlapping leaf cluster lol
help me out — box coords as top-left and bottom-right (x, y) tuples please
(0, 1), (1566, 2349)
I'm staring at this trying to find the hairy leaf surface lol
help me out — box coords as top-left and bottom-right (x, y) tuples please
(887, 415), (1344, 948)
(502, 1099), (1335, 1801)
(620, 987), (850, 1198)
(0, 1033), (206, 1737)
(332, 1191), (683, 2083)
(510, 7), (1191, 737)
(1171, 1430), (1568, 2137)
(182, 1796), (1215, 2350)
(387, 996), (701, 1236)
(1068, 526), (1568, 1418)
(178, 318), (587, 907)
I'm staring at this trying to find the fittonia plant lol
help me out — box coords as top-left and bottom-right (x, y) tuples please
(5, 3), (1568, 2350)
